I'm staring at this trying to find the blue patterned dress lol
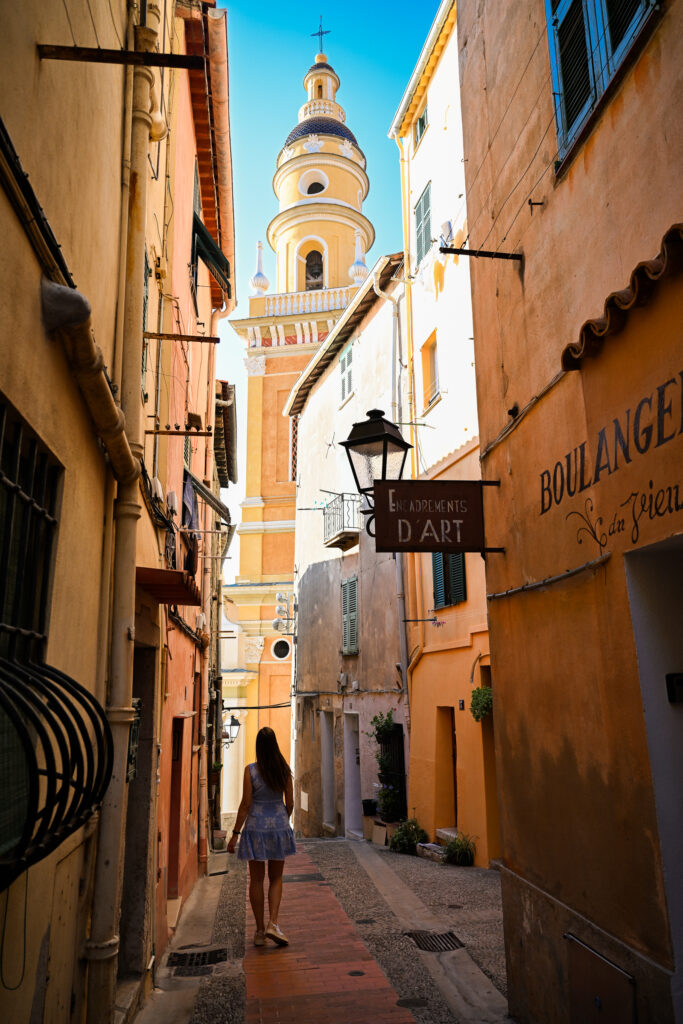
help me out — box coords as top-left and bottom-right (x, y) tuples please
(237, 763), (296, 862)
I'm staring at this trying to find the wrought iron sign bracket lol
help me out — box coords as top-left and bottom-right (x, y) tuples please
(37, 45), (205, 71)
(440, 245), (523, 263)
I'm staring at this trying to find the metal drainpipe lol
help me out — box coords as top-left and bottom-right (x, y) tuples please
(394, 134), (426, 706)
(198, 301), (231, 867)
(85, 12), (159, 1020)
(371, 272), (411, 734)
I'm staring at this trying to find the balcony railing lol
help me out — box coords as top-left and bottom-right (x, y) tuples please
(323, 493), (361, 550)
(298, 100), (346, 122)
(264, 286), (354, 319)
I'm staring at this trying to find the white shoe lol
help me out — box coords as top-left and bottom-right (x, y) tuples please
(265, 921), (289, 946)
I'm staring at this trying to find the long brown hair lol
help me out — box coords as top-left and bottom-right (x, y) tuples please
(255, 727), (291, 794)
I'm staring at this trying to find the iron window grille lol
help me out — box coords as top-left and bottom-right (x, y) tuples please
(546, 0), (652, 158)
(341, 576), (359, 655)
(289, 414), (299, 483)
(432, 551), (467, 609)
(415, 182), (432, 266)
(0, 398), (112, 891)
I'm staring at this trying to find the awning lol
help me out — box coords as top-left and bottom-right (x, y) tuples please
(193, 213), (231, 298)
(136, 567), (202, 606)
(186, 469), (232, 525)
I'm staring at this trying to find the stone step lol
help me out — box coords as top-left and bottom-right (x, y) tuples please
(435, 827), (458, 845)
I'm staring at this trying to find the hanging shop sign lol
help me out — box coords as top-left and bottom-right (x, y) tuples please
(373, 480), (501, 553)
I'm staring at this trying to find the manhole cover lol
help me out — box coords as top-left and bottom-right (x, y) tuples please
(283, 872), (325, 883)
(405, 930), (464, 952)
(397, 998), (429, 1008)
(167, 948), (228, 969)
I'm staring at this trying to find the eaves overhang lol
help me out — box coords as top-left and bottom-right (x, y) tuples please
(561, 223), (683, 370)
(388, 0), (456, 139)
(284, 252), (403, 417)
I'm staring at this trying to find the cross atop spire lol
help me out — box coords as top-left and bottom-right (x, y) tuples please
(311, 15), (330, 54)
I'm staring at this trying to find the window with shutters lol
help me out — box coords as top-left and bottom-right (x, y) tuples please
(341, 576), (358, 655)
(421, 331), (439, 411)
(414, 105), (428, 148)
(340, 342), (353, 403)
(432, 552), (467, 609)
(414, 182), (431, 266)
(545, 0), (652, 158)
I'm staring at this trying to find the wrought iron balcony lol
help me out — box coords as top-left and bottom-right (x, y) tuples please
(323, 493), (361, 550)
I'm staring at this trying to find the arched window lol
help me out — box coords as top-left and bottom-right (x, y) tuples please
(317, 84), (323, 98)
(305, 250), (323, 291)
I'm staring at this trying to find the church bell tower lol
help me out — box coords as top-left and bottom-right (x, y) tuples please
(227, 44), (374, 767)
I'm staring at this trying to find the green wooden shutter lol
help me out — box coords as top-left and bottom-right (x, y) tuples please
(448, 552), (467, 605)
(342, 577), (358, 654)
(432, 552), (446, 609)
(415, 182), (431, 265)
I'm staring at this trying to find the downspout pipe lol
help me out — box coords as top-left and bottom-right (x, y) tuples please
(41, 280), (139, 486)
(371, 272), (410, 734)
(85, 12), (159, 1021)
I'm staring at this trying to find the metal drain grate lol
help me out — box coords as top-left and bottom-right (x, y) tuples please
(167, 947), (228, 969)
(283, 872), (325, 883)
(405, 930), (464, 952)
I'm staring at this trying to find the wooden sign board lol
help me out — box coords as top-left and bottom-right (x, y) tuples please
(373, 480), (487, 553)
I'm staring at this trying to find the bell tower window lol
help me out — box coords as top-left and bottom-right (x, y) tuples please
(305, 250), (323, 291)
(317, 83), (323, 98)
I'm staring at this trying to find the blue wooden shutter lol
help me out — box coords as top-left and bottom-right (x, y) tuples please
(448, 552), (467, 605)
(432, 552), (446, 609)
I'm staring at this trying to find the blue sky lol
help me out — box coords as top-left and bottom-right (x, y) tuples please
(214, 1), (440, 573)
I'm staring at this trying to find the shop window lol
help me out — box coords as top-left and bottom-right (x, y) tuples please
(415, 182), (431, 266)
(545, 0), (651, 158)
(432, 552), (467, 609)
(414, 104), (428, 147)
(421, 332), (439, 410)
(305, 249), (324, 290)
(341, 576), (358, 655)
(340, 342), (353, 402)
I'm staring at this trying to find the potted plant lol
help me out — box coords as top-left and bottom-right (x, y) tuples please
(367, 708), (397, 744)
(377, 783), (404, 823)
(389, 818), (428, 856)
(443, 832), (477, 866)
(470, 685), (493, 722)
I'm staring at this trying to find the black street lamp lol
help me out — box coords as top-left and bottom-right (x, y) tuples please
(340, 409), (412, 533)
(222, 714), (240, 748)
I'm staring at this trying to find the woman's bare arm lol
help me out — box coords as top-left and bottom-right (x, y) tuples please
(284, 774), (294, 817)
(227, 766), (253, 854)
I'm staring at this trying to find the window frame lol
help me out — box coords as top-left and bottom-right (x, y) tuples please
(414, 104), (428, 148)
(341, 576), (359, 655)
(432, 552), (467, 610)
(421, 331), (439, 411)
(545, 0), (653, 160)
(414, 182), (432, 266)
(340, 341), (353, 404)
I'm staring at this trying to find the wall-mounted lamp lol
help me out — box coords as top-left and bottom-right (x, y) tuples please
(339, 409), (412, 534)
(222, 714), (241, 747)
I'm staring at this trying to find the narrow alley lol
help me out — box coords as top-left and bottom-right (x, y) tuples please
(131, 838), (509, 1024)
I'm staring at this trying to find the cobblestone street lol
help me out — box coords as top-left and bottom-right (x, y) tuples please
(132, 838), (509, 1024)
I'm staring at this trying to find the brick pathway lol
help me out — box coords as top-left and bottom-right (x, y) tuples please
(244, 849), (416, 1024)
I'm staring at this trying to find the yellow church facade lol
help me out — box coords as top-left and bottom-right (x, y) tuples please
(226, 52), (373, 770)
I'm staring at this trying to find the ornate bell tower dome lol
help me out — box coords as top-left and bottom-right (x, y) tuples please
(267, 52), (373, 294)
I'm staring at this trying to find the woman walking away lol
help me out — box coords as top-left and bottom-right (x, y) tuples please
(227, 726), (296, 947)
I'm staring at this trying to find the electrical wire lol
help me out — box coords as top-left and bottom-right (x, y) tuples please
(85, 0), (101, 48)
(106, 0), (123, 48)
(60, 0), (76, 46)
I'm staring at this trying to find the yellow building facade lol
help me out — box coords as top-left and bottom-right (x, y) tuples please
(227, 51), (373, 771)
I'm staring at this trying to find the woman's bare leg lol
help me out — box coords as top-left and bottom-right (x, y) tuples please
(267, 860), (285, 924)
(248, 860), (266, 932)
